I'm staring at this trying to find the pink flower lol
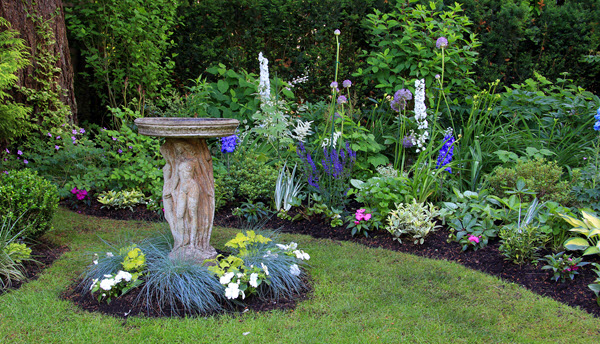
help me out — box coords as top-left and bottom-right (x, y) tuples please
(363, 213), (372, 221)
(354, 221), (360, 225)
(71, 188), (78, 194)
(355, 213), (364, 221)
(468, 235), (480, 244)
(356, 209), (366, 214)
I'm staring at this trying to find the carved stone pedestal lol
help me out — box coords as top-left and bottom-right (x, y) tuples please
(135, 118), (239, 264)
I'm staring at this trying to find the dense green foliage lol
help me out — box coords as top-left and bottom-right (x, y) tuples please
(0, 169), (59, 239)
(0, 18), (31, 143)
(65, 0), (178, 112)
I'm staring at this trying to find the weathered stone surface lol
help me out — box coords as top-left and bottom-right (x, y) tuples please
(135, 117), (238, 138)
(136, 117), (239, 264)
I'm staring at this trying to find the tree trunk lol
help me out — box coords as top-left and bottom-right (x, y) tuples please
(0, 0), (77, 124)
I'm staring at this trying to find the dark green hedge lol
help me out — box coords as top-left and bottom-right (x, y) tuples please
(171, 0), (600, 98)
(171, 0), (391, 102)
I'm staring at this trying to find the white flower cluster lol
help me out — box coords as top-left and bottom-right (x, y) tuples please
(286, 69), (309, 90)
(258, 52), (270, 101)
(321, 131), (342, 148)
(290, 119), (313, 143)
(90, 270), (132, 291)
(219, 263), (270, 300)
(414, 79), (429, 153)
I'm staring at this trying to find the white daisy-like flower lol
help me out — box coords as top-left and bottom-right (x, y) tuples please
(290, 264), (301, 276)
(220, 272), (235, 285)
(249, 273), (259, 288)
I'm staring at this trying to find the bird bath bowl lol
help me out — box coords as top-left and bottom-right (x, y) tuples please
(135, 117), (239, 264)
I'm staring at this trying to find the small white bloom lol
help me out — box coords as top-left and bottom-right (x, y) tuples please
(261, 263), (269, 276)
(92, 253), (98, 265)
(276, 244), (288, 250)
(99, 278), (116, 291)
(106, 252), (114, 257)
(115, 270), (132, 283)
(90, 278), (99, 291)
(293, 250), (310, 261)
(290, 264), (301, 276)
(249, 273), (259, 288)
(289, 242), (298, 250)
(225, 282), (241, 299)
(237, 272), (244, 279)
(220, 272), (235, 285)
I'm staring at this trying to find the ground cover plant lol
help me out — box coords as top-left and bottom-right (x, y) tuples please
(1, 208), (600, 343)
(3, 0), (600, 341)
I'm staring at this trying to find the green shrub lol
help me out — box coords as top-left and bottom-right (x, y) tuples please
(385, 200), (440, 244)
(0, 169), (59, 238)
(214, 151), (279, 210)
(485, 158), (576, 205)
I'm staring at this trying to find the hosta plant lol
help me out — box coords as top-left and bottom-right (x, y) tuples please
(560, 210), (600, 256)
(97, 189), (149, 211)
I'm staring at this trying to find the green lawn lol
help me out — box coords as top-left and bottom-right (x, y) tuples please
(1, 208), (599, 343)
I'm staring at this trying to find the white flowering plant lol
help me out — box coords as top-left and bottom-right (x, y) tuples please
(89, 245), (146, 303)
(207, 254), (270, 300)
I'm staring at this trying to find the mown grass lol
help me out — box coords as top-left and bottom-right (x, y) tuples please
(1, 207), (599, 343)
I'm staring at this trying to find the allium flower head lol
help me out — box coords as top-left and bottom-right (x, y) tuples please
(337, 95), (347, 104)
(436, 37), (448, 49)
(342, 80), (352, 88)
(330, 81), (338, 89)
(402, 135), (415, 148)
(390, 88), (413, 112)
(334, 29), (341, 36)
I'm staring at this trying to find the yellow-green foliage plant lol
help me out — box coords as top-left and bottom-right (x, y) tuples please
(561, 210), (600, 256)
(97, 189), (149, 211)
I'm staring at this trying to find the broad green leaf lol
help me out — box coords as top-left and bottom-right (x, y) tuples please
(581, 211), (600, 229)
(564, 237), (590, 251)
(583, 246), (600, 256)
(558, 213), (586, 228)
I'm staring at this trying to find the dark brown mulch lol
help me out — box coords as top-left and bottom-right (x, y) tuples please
(62, 200), (600, 318)
(2, 237), (69, 293)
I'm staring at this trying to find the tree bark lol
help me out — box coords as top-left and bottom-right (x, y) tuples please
(0, 0), (77, 123)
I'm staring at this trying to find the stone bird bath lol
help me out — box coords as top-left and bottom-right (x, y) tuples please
(135, 117), (239, 264)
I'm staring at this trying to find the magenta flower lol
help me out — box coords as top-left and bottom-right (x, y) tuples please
(17, 150), (22, 155)
(47, 132), (52, 137)
(5, 149), (9, 153)
(468, 235), (480, 244)
(71, 188), (78, 194)
(354, 221), (360, 225)
(79, 128), (85, 134)
(72, 129), (77, 135)
(363, 213), (372, 221)
(23, 159), (28, 164)
(112, 137), (117, 141)
(55, 145), (60, 150)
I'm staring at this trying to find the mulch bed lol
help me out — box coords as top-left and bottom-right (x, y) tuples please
(17, 199), (600, 319)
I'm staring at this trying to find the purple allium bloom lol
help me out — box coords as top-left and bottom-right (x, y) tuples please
(342, 80), (352, 88)
(337, 95), (347, 104)
(79, 128), (85, 134)
(23, 159), (28, 164)
(594, 121), (600, 131)
(220, 134), (239, 153)
(17, 150), (22, 155)
(47, 132), (52, 137)
(435, 74), (441, 80)
(334, 29), (341, 36)
(118, 149), (123, 154)
(55, 145), (60, 150)
(330, 81), (338, 89)
(436, 37), (448, 49)
(436, 134), (455, 173)
(402, 135), (415, 148)
(390, 89), (413, 112)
